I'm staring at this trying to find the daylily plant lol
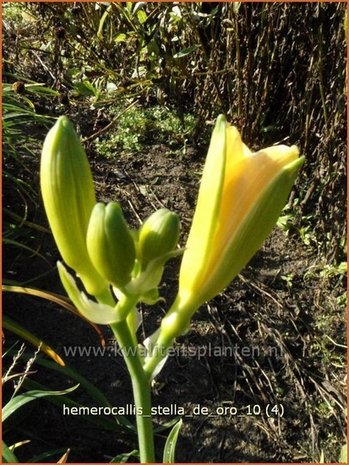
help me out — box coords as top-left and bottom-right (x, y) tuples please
(40, 115), (304, 463)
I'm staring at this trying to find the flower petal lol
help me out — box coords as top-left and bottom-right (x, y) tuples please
(218, 145), (300, 249)
(197, 156), (305, 302)
(179, 115), (227, 294)
(225, 124), (251, 170)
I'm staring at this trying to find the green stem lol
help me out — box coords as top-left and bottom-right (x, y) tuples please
(143, 331), (174, 378)
(143, 296), (197, 378)
(111, 317), (155, 463)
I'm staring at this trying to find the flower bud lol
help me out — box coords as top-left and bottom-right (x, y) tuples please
(177, 115), (305, 311)
(86, 202), (136, 287)
(40, 116), (107, 296)
(138, 209), (180, 268)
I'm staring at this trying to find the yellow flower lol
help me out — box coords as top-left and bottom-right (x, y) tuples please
(161, 115), (304, 337)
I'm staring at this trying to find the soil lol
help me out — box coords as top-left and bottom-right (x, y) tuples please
(3, 123), (346, 463)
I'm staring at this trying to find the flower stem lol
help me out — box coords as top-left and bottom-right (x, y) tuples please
(143, 331), (173, 378)
(111, 317), (155, 463)
(143, 296), (196, 378)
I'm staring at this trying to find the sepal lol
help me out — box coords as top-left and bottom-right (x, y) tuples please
(57, 262), (120, 324)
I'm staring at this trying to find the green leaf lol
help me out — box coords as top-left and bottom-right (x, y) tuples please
(5, 348), (134, 431)
(162, 418), (183, 463)
(35, 357), (112, 408)
(3, 238), (50, 264)
(115, 33), (127, 42)
(11, 351), (135, 430)
(97, 4), (112, 40)
(110, 449), (139, 463)
(2, 384), (79, 422)
(73, 80), (96, 97)
(28, 447), (69, 463)
(2, 441), (18, 463)
(154, 417), (180, 433)
(24, 378), (125, 433)
(173, 45), (199, 59)
(136, 10), (147, 24)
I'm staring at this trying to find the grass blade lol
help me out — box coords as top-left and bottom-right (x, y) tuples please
(162, 418), (182, 463)
(3, 315), (65, 366)
(2, 384), (79, 422)
(2, 441), (18, 463)
(110, 449), (139, 462)
(3, 285), (106, 346)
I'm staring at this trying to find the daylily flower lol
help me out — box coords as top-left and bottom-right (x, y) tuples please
(160, 115), (304, 339)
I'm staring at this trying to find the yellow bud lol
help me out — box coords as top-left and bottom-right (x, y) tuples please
(40, 116), (107, 296)
(138, 209), (180, 268)
(86, 202), (136, 287)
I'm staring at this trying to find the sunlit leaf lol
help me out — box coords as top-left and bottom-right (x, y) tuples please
(2, 441), (18, 463)
(2, 384), (79, 422)
(3, 315), (65, 366)
(162, 418), (182, 463)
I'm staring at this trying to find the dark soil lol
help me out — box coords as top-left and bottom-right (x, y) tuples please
(3, 130), (346, 463)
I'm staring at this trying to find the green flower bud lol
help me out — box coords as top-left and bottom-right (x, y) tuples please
(86, 202), (136, 287)
(40, 116), (107, 296)
(138, 209), (180, 268)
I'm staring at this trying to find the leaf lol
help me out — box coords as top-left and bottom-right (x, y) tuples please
(173, 45), (199, 59)
(28, 447), (70, 463)
(2, 441), (18, 463)
(3, 238), (50, 264)
(24, 354), (135, 430)
(57, 262), (119, 325)
(97, 4), (112, 40)
(136, 10), (147, 24)
(57, 448), (70, 463)
(2, 384), (79, 422)
(153, 417), (180, 433)
(32, 358), (111, 408)
(115, 33), (127, 43)
(5, 347), (135, 431)
(162, 418), (183, 463)
(73, 81), (96, 97)
(3, 315), (65, 366)
(110, 449), (139, 463)
(24, 378), (126, 433)
(3, 285), (106, 346)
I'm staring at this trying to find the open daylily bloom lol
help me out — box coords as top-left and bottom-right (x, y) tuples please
(159, 115), (304, 339)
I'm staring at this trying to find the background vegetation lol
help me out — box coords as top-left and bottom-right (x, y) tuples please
(3, 2), (346, 463)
